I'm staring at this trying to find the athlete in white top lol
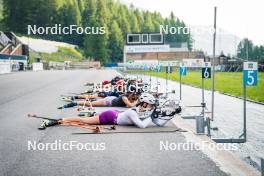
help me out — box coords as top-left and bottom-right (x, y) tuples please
(116, 108), (153, 128)
(57, 93), (156, 128)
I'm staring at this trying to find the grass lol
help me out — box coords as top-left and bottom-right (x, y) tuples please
(126, 70), (264, 103)
(41, 46), (83, 62)
(29, 46), (83, 63)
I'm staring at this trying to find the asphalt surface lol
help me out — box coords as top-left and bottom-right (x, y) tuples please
(0, 69), (227, 176)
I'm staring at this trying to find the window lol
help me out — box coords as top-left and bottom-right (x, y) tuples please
(127, 34), (141, 44)
(149, 33), (163, 44)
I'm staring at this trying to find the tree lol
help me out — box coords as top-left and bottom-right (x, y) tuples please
(237, 38), (254, 60)
(152, 11), (163, 31)
(77, 0), (84, 13)
(109, 20), (123, 62)
(143, 11), (154, 32)
(117, 5), (131, 35)
(130, 13), (140, 32)
(2, 0), (195, 63)
(83, 0), (97, 59)
(60, 0), (81, 26)
(134, 9), (144, 31)
(3, 0), (60, 33)
(93, 0), (110, 63)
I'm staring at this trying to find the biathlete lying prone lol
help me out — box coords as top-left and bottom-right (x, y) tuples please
(62, 76), (140, 102)
(46, 93), (157, 129)
(61, 90), (122, 102)
(58, 85), (141, 109)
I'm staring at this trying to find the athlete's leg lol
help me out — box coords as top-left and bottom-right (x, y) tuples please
(58, 102), (78, 109)
(76, 100), (103, 108)
(88, 99), (106, 107)
(62, 114), (100, 125)
(94, 96), (103, 99)
(78, 94), (98, 99)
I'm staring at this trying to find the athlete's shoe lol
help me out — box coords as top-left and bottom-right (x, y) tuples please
(38, 121), (47, 130)
(38, 119), (59, 130)
(61, 96), (74, 102)
(45, 119), (59, 127)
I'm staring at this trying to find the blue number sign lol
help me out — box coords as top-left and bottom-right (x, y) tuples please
(180, 66), (187, 76)
(243, 62), (258, 86)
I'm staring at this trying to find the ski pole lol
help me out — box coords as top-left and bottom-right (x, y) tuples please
(27, 114), (58, 121)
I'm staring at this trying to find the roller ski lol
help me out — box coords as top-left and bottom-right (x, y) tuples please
(78, 110), (97, 117)
(84, 82), (95, 86)
(101, 125), (116, 130)
(28, 113), (100, 133)
(81, 87), (94, 94)
(28, 113), (59, 121)
(27, 114), (60, 130)
(61, 95), (97, 102)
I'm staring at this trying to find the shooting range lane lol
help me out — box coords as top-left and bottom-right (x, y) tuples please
(0, 70), (228, 176)
(138, 73), (264, 170)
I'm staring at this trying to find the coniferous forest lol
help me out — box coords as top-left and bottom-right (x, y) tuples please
(1, 0), (192, 63)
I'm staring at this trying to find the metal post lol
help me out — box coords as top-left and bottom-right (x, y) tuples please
(207, 118), (211, 137)
(196, 77), (206, 135)
(211, 7), (217, 121)
(261, 158), (264, 176)
(149, 74), (152, 90)
(180, 72), (182, 100)
(166, 70), (168, 97)
(243, 83), (247, 140)
(202, 78), (205, 116)
(144, 65), (146, 81)
(156, 69), (158, 93)
(123, 46), (126, 71)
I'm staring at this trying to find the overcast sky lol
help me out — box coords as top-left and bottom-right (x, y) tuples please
(120, 0), (264, 45)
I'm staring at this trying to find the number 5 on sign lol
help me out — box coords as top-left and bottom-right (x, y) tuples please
(243, 62), (258, 86)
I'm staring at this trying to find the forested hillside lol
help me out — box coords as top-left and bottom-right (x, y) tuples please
(1, 0), (192, 63)
(237, 38), (264, 61)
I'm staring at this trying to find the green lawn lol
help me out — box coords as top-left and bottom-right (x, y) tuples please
(126, 70), (264, 103)
(29, 47), (83, 64)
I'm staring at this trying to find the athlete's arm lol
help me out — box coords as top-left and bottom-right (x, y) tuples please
(122, 96), (138, 108)
(127, 110), (152, 128)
